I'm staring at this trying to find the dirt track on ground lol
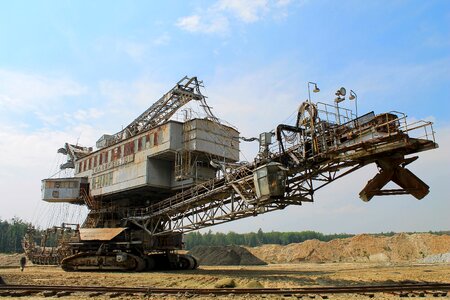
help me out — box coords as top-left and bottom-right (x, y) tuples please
(1, 262), (450, 299)
(1, 233), (449, 299)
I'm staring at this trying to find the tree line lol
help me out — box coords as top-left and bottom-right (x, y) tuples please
(1, 217), (449, 253)
(183, 229), (450, 250)
(183, 229), (354, 250)
(0, 217), (30, 253)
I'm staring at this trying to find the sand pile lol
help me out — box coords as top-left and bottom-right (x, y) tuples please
(188, 245), (267, 266)
(247, 233), (450, 264)
(421, 252), (450, 263)
(0, 253), (28, 267)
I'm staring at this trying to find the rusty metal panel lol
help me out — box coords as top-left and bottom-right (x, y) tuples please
(184, 119), (240, 162)
(359, 158), (430, 202)
(88, 122), (184, 196)
(41, 177), (88, 203)
(79, 228), (126, 241)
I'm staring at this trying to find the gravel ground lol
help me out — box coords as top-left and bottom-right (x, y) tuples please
(1, 262), (449, 299)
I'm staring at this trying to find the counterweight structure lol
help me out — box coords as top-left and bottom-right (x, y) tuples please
(25, 76), (438, 271)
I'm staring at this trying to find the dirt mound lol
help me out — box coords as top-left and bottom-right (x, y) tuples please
(247, 233), (450, 264)
(421, 252), (450, 263)
(0, 253), (28, 267)
(188, 245), (267, 266)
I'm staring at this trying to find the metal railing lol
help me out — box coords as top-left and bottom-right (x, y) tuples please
(270, 109), (436, 162)
(316, 101), (355, 125)
(399, 120), (436, 142)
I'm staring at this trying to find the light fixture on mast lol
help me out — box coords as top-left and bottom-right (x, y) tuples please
(334, 87), (346, 124)
(334, 87), (346, 103)
(307, 82), (320, 103)
(349, 90), (358, 118)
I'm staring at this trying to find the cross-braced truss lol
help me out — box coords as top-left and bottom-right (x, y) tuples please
(127, 118), (436, 236)
(107, 76), (218, 147)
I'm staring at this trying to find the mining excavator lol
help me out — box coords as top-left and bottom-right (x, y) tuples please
(24, 76), (438, 271)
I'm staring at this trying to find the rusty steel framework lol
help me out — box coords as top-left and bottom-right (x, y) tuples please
(106, 76), (217, 147)
(27, 77), (438, 272)
(59, 76), (213, 169)
(126, 108), (437, 236)
(22, 224), (79, 265)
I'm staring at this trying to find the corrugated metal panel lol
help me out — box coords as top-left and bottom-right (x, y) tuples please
(79, 228), (126, 241)
(184, 119), (240, 162)
(41, 177), (88, 203)
(89, 122), (182, 196)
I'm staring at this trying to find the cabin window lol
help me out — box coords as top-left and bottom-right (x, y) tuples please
(47, 181), (77, 189)
(140, 136), (145, 151)
(124, 141), (134, 156)
(136, 138), (141, 152)
(113, 148), (119, 160)
(146, 134), (150, 148)
(130, 141), (134, 154)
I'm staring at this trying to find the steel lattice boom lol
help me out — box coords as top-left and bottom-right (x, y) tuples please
(29, 78), (438, 272)
(126, 108), (436, 235)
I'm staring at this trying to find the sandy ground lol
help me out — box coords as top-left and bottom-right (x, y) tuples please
(1, 262), (449, 299)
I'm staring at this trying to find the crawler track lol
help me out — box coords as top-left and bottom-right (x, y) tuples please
(0, 283), (449, 297)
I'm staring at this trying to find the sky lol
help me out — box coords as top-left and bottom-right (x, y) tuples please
(0, 0), (449, 234)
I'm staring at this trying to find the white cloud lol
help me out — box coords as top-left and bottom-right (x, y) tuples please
(0, 74), (175, 225)
(96, 77), (171, 134)
(176, 15), (201, 32)
(115, 40), (147, 62)
(99, 77), (166, 108)
(71, 108), (105, 123)
(94, 34), (173, 63)
(216, 0), (269, 23)
(153, 32), (171, 46)
(0, 124), (99, 172)
(275, 0), (292, 7)
(0, 69), (87, 112)
(315, 57), (450, 121)
(176, 0), (295, 35)
(206, 62), (309, 159)
(34, 110), (62, 127)
(333, 58), (450, 96)
(0, 123), (96, 224)
(176, 14), (229, 35)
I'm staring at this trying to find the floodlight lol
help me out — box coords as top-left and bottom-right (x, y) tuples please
(307, 81), (320, 102)
(313, 84), (320, 93)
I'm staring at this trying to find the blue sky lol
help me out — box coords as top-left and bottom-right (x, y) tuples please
(0, 0), (449, 233)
